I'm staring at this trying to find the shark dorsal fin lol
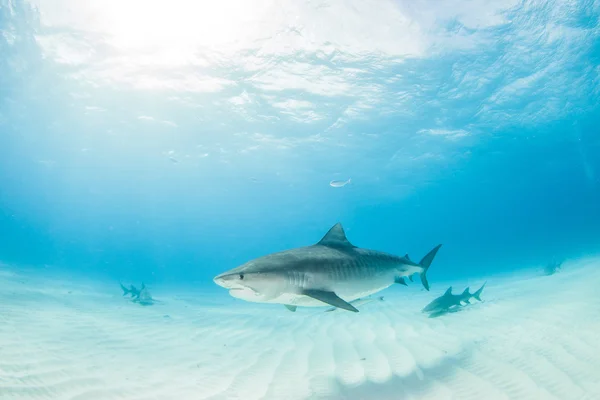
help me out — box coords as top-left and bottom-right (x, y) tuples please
(444, 287), (452, 296)
(317, 223), (355, 248)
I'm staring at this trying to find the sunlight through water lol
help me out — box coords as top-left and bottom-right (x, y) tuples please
(1, 0), (600, 397)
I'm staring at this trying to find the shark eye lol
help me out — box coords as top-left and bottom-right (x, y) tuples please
(239, 273), (244, 280)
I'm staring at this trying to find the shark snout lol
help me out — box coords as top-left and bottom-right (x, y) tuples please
(213, 273), (232, 288)
(213, 272), (246, 290)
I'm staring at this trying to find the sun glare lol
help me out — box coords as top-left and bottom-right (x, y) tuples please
(86, 0), (270, 52)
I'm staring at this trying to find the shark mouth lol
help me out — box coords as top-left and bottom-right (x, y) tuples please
(228, 287), (251, 294)
(228, 287), (261, 300)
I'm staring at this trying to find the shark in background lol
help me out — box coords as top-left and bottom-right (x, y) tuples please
(543, 259), (564, 276)
(132, 285), (156, 306)
(213, 223), (442, 312)
(119, 283), (160, 306)
(120, 283), (143, 298)
(422, 282), (486, 318)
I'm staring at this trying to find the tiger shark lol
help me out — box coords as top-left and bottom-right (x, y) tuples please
(213, 223), (442, 312)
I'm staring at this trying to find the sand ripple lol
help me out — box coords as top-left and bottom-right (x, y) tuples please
(1, 258), (600, 399)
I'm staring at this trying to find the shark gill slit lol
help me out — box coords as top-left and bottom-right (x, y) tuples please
(359, 258), (372, 279)
(290, 270), (303, 288)
(345, 262), (353, 280)
(334, 265), (349, 281)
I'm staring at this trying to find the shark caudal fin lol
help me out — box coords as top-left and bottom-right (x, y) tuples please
(473, 282), (486, 301)
(418, 244), (442, 291)
(119, 283), (130, 296)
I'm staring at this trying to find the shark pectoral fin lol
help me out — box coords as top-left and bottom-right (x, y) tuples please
(408, 275), (414, 282)
(302, 289), (359, 312)
(284, 304), (297, 312)
(395, 276), (408, 286)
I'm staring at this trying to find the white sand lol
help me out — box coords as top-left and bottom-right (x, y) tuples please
(1, 258), (599, 400)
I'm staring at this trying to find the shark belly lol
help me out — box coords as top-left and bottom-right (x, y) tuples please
(268, 268), (397, 308)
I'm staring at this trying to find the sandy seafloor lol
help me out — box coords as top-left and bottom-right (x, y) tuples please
(1, 257), (599, 400)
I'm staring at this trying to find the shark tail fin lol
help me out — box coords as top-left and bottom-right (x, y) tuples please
(119, 283), (129, 296)
(473, 282), (486, 301)
(418, 244), (442, 291)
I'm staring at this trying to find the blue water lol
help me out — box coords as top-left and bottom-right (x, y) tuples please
(2, 0), (599, 288)
(2, 1), (600, 398)
(1, 1), (600, 309)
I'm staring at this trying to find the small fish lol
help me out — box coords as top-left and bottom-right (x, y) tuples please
(329, 178), (351, 188)
(169, 157), (179, 163)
